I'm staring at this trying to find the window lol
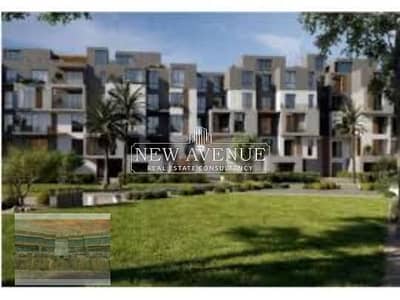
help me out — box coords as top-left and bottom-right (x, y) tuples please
(211, 76), (221, 92)
(4, 114), (13, 132)
(16, 112), (49, 133)
(336, 61), (352, 74)
(197, 76), (207, 91)
(332, 141), (343, 158)
(147, 116), (160, 135)
(257, 59), (272, 71)
(147, 94), (159, 111)
(171, 69), (185, 87)
(116, 54), (134, 65)
(242, 92), (253, 109)
(71, 114), (84, 132)
(261, 96), (273, 110)
(170, 115), (183, 133)
(63, 93), (82, 109)
(94, 50), (108, 65)
(285, 71), (296, 89)
(241, 71), (253, 89)
(307, 140), (314, 156)
(65, 71), (83, 84)
(284, 94), (296, 109)
(6, 69), (18, 83)
(198, 96), (206, 113)
(18, 87), (35, 108)
(124, 69), (145, 83)
(32, 70), (48, 83)
(308, 94), (315, 108)
(308, 71), (315, 89)
(234, 113), (245, 132)
(284, 140), (294, 156)
(148, 70), (159, 89)
(71, 139), (83, 155)
(170, 92), (183, 107)
(373, 117), (387, 134)
(260, 74), (272, 91)
(315, 56), (324, 71)
(4, 91), (15, 109)
(5, 49), (22, 61)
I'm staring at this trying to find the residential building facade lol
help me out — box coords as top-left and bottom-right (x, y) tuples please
(2, 47), (395, 176)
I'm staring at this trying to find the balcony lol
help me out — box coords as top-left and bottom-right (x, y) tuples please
(332, 74), (351, 94)
(52, 93), (83, 110)
(212, 112), (230, 134)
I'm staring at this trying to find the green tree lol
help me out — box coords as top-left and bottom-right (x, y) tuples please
(108, 81), (143, 184)
(2, 12), (91, 25)
(86, 100), (119, 187)
(3, 148), (47, 207)
(334, 97), (366, 183)
(300, 12), (400, 221)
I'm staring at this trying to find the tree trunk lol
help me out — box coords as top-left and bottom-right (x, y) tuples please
(351, 134), (357, 184)
(103, 148), (110, 187)
(394, 30), (400, 222)
(122, 125), (128, 185)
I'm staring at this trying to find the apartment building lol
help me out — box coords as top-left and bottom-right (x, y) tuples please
(321, 58), (395, 176)
(2, 49), (86, 159)
(2, 47), (394, 177)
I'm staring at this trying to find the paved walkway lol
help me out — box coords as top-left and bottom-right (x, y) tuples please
(384, 223), (400, 286)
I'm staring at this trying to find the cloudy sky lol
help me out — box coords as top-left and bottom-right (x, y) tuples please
(2, 13), (340, 71)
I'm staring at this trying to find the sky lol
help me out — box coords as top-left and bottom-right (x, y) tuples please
(2, 13), (340, 72)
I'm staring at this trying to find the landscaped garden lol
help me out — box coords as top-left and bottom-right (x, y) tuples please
(2, 193), (387, 286)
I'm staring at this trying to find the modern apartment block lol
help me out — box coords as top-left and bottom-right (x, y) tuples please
(2, 47), (395, 177)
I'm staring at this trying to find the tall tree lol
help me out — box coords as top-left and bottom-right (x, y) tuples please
(2, 12), (91, 25)
(108, 81), (143, 184)
(86, 100), (119, 187)
(334, 97), (366, 183)
(300, 13), (400, 221)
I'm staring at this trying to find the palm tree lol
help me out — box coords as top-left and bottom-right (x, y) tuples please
(108, 81), (143, 184)
(334, 97), (366, 183)
(86, 99), (119, 187)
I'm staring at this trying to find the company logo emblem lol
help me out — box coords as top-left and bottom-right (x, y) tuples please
(131, 127), (270, 174)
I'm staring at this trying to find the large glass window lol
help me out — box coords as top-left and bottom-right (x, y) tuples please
(257, 59), (272, 71)
(211, 76), (221, 92)
(147, 94), (159, 110)
(124, 69), (145, 83)
(241, 71), (253, 89)
(197, 76), (207, 91)
(242, 92), (253, 109)
(308, 71), (315, 89)
(116, 54), (134, 65)
(285, 71), (296, 89)
(6, 69), (18, 83)
(170, 115), (183, 133)
(260, 74), (272, 91)
(32, 70), (48, 83)
(284, 94), (296, 109)
(72, 139), (83, 155)
(234, 113), (245, 132)
(261, 96), (273, 110)
(308, 94), (315, 108)
(170, 92), (184, 107)
(198, 96), (206, 113)
(147, 116), (160, 135)
(94, 50), (108, 65)
(71, 114), (84, 132)
(4, 91), (15, 109)
(171, 69), (185, 87)
(148, 70), (159, 89)
(4, 49), (22, 61)
(332, 141), (343, 158)
(65, 71), (83, 84)
(18, 87), (35, 108)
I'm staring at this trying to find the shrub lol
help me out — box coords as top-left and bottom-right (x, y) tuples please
(214, 185), (227, 193)
(262, 182), (273, 189)
(358, 172), (378, 183)
(126, 191), (143, 200)
(2, 196), (17, 210)
(276, 183), (290, 189)
(177, 185), (206, 196)
(268, 172), (320, 183)
(74, 173), (97, 184)
(336, 170), (352, 178)
(303, 181), (340, 190)
(141, 189), (169, 200)
(36, 191), (50, 206)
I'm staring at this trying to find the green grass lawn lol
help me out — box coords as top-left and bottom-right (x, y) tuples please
(2, 193), (387, 286)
